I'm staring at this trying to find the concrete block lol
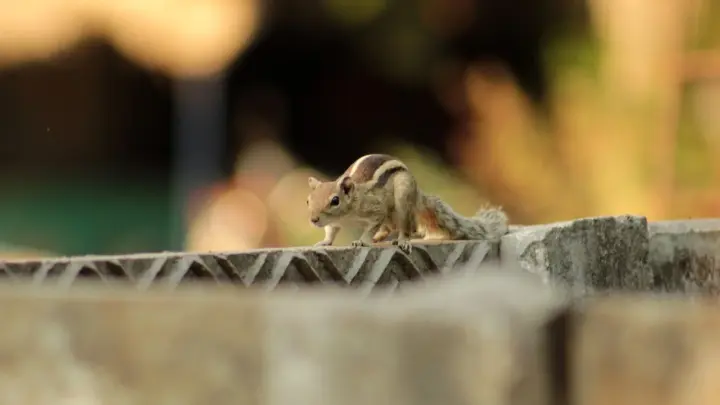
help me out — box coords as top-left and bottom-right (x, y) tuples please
(648, 219), (720, 294)
(0, 269), (564, 405)
(500, 215), (651, 293)
(391, 269), (569, 405)
(571, 295), (720, 405)
(0, 285), (266, 405)
(266, 268), (567, 405)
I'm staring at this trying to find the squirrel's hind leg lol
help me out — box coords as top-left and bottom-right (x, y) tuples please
(352, 221), (384, 248)
(390, 171), (418, 254)
(371, 224), (393, 243)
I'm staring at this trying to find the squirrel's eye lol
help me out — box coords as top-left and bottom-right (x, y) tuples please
(330, 196), (340, 206)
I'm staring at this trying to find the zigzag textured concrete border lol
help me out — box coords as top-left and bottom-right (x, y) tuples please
(0, 241), (497, 292)
(0, 215), (718, 294)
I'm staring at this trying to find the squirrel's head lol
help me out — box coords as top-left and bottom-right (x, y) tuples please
(306, 175), (355, 227)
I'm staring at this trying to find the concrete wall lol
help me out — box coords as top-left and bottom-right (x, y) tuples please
(0, 216), (718, 403)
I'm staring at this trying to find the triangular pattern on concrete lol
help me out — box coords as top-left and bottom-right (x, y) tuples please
(0, 242), (499, 291)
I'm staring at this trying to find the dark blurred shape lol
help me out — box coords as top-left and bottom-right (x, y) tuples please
(227, 0), (591, 175)
(0, 41), (174, 254)
(0, 41), (172, 173)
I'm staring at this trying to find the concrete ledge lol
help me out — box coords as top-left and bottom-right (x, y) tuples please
(1, 215), (720, 295)
(501, 215), (651, 293)
(0, 241), (497, 293)
(648, 219), (720, 294)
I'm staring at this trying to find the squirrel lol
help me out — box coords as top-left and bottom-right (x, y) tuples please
(306, 154), (509, 254)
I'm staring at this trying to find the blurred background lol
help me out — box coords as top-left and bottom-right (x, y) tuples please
(0, 0), (718, 258)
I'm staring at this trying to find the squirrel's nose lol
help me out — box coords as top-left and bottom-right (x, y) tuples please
(311, 216), (320, 224)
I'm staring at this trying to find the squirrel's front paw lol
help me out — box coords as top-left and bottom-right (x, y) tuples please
(351, 240), (369, 248)
(314, 240), (332, 247)
(392, 239), (412, 254)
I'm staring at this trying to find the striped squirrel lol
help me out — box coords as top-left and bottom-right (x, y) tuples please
(306, 154), (509, 253)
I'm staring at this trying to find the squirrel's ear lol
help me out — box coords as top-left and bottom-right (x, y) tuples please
(339, 176), (353, 194)
(308, 176), (321, 190)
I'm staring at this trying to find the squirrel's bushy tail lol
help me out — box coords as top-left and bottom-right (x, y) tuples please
(419, 195), (509, 241)
(472, 204), (509, 242)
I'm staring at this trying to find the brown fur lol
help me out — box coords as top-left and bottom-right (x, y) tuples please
(307, 154), (415, 252)
(306, 154), (509, 252)
(417, 207), (442, 237)
(415, 194), (507, 241)
(343, 154), (395, 182)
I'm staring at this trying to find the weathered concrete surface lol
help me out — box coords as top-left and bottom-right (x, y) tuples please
(571, 295), (720, 405)
(0, 241), (496, 292)
(390, 269), (569, 405)
(648, 219), (720, 294)
(267, 269), (566, 405)
(0, 284), (266, 405)
(0, 269), (563, 405)
(500, 215), (651, 293)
